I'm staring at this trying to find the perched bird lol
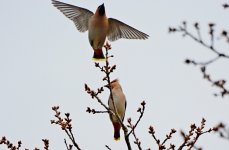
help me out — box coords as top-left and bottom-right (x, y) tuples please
(107, 79), (126, 140)
(52, 0), (149, 60)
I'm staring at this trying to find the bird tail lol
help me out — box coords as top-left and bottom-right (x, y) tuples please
(113, 122), (121, 141)
(92, 49), (105, 61)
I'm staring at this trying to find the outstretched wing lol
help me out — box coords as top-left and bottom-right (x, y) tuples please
(52, 0), (94, 32)
(107, 18), (149, 41)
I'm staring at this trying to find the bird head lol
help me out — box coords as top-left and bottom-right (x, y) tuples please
(97, 3), (105, 16)
(104, 79), (121, 90)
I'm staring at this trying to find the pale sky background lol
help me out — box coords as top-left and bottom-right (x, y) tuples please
(0, 0), (229, 149)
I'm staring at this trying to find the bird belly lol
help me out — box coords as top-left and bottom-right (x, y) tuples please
(109, 93), (126, 122)
(88, 18), (108, 49)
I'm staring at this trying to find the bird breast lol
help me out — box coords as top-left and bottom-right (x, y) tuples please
(88, 16), (109, 49)
(109, 90), (126, 122)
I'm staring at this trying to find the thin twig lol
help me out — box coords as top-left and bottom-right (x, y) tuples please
(105, 145), (112, 150)
(149, 126), (176, 150)
(103, 44), (131, 150)
(178, 118), (213, 150)
(85, 42), (132, 150)
(86, 107), (109, 114)
(127, 101), (146, 137)
(169, 22), (229, 97)
(64, 139), (73, 150)
(213, 122), (229, 140)
(42, 139), (49, 150)
(51, 106), (81, 150)
(132, 129), (142, 150)
(176, 23), (229, 57)
(0, 136), (22, 150)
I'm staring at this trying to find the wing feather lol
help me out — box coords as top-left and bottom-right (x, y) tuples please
(52, 0), (94, 32)
(107, 18), (149, 41)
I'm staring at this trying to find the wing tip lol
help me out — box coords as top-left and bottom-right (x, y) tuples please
(51, 0), (57, 4)
(139, 31), (149, 39)
(51, 0), (60, 6)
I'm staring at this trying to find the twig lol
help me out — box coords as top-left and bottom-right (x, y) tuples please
(64, 139), (73, 150)
(184, 60), (229, 97)
(178, 118), (213, 150)
(103, 43), (131, 150)
(132, 129), (142, 150)
(169, 22), (229, 58)
(85, 42), (132, 150)
(213, 122), (229, 140)
(127, 101), (146, 137)
(221, 30), (229, 43)
(126, 101), (146, 150)
(148, 118), (221, 150)
(148, 126), (176, 150)
(51, 106), (81, 150)
(105, 145), (112, 150)
(169, 21), (229, 97)
(185, 56), (220, 66)
(200, 66), (229, 97)
(0, 136), (22, 150)
(127, 118), (142, 150)
(42, 139), (49, 150)
(86, 107), (109, 114)
(161, 129), (176, 146)
(103, 43), (128, 133)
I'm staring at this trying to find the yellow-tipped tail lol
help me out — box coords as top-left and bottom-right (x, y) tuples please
(113, 124), (121, 141)
(92, 57), (106, 61)
(114, 137), (120, 141)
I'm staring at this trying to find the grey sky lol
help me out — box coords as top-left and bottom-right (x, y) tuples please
(0, 0), (229, 149)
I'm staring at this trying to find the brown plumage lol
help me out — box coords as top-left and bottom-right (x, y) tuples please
(52, 0), (149, 60)
(108, 79), (127, 140)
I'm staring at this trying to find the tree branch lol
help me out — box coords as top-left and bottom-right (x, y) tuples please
(51, 106), (81, 150)
(105, 145), (112, 150)
(85, 42), (132, 150)
(149, 126), (176, 150)
(169, 21), (229, 97)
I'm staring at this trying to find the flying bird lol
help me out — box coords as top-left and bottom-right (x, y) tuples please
(107, 79), (126, 140)
(52, 0), (149, 60)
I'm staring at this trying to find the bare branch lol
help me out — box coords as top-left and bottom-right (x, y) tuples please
(169, 22), (229, 58)
(199, 66), (229, 97)
(178, 118), (214, 150)
(64, 139), (73, 150)
(105, 145), (112, 150)
(169, 21), (229, 97)
(127, 118), (142, 150)
(51, 106), (81, 150)
(125, 101), (147, 150)
(85, 42), (132, 150)
(184, 56), (220, 66)
(86, 107), (109, 114)
(213, 122), (229, 140)
(42, 139), (49, 150)
(148, 126), (176, 150)
(0, 136), (22, 150)
(127, 101), (146, 137)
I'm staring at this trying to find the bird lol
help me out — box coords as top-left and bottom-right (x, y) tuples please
(107, 79), (126, 140)
(52, 0), (149, 60)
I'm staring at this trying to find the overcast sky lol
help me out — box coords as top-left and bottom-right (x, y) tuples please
(0, 0), (229, 149)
